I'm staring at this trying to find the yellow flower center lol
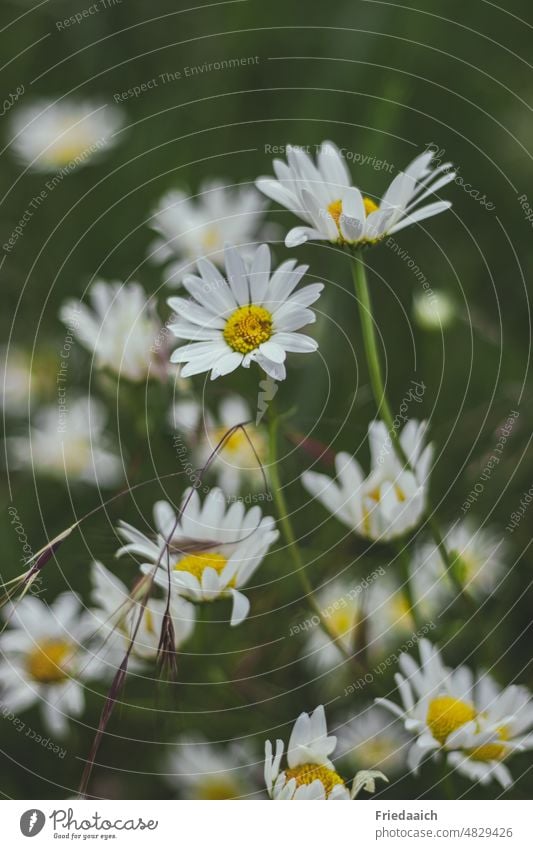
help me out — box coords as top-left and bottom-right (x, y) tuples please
(328, 608), (356, 640)
(367, 483), (406, 504)
(223, 305), (273, 354)
(284, 763), (345, 796)
(467, 726), (509, 762)
(355, 738), (397, 767)
(26, 640), (72, 683)
(44, 127), (92, 167)
(327, 197), (379, 230)
(426, 696), (476, 745)
(449, 550), (476, 585)
(175, 551), (231, 583)
(327, 199), (343, 227)
(197, 779), (240, 799)
(144, 607), (155, 635)
(363, 196), (379, 215)
(212, 427), (247, 455)
(201, 228), (221, 251)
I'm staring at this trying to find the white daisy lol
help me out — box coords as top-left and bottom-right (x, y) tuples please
(170, 394), (268, 495)
(304, 576), (414, 671)
(336, 706), (409, 776)
(1, 346), (55, 415)
(377, 638), (533, 787)
(447, 677), (533, 789)
(167, 243), (322, 381)
(1, 347), (32, 415)
(116, 487), (279, 626)
(256, 141), (455, 248)
(7, 396), (122, 487)
(303, 579), (362, 671)
(365, 575), (416, 655)
(0, 593), (96, 735)
(264, 705), (387, 799)
(149, 179), (269, 283)
(89, 561), (195, 664)
(10, 98), (123, 171)
(377, 638), (478, 773)
(411, 521), (506, 611)
(60, 280), (167, 382)
(301, 420), (432, 542)
(165, 734), (261, 799)
(413, 290), (456, 331)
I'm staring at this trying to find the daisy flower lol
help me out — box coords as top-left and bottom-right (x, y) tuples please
(411, 521), (506, 611)
(1, 347), (33, 415)
(447, 677), (533, 788)
(10, 98), (123, 171)
(149, 180), (269, 283)
(167, 243), (322, 381)
(116, 487), (279, 626)
(264, 705), (387, 799)
(256, 141), (454, 248)
(89, 561), (195, 664)
(170, 394), (268, 495)
(413, 290), (456, 331)
(364, 575), (416, 654)
(303, 576), (414, 671)
(0, 593), (96, 735)
(60, 280), (167, 382)
(1, 346), (56, 415)
(7, 396), (122, 487)
(336, 705), (409, 777)
(301, 420), (432, 542)
(376, 639), (533, 787)
(165, 734), (261, 799)
(303, 579), (362, 671)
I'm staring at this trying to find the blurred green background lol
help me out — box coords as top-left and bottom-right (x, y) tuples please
(0, 0), (532, 799)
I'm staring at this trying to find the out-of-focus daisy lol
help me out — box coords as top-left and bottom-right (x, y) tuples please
(170, 395), (268, 495)
(168, 243), (322, 381)
(264, 705), (387, 799)
(413, 290), (456, 331)
(1, 347), (33, 415)
(7, 396), (122, 487)
(377, 638), (533, 787)
(149, 180), (269, 283)
(337, 706), (409, 777)
(303, 579), (361, 670)
(10, 98), (123, 171)
(365, 574), (415, 654)
(60, 280), (167, 382)
(301, 420), (432, 542)
(256, 141), (454, 248)
(116, 487), (279, 626)
(165, 734), (261, 799)
(303, 576), (414, 671)
(411, 521), (505, 611)
(0, 593), (96, 735)
(89, 561), (195, 664)
(1, 346), (56, 415)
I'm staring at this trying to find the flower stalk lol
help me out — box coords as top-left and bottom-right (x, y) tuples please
(268, 406), (361, 666)
(349, 249), (468, 603)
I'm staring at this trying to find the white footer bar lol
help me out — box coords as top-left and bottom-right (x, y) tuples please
(3, 799), (530, 848)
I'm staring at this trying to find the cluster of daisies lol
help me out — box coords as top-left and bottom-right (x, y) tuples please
(1, 97), (530, 799)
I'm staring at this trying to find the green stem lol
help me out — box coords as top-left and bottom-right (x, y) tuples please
(350, 249), (468, 604)
(350, 252), (399, 445)
(268, 408), (360, 666)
